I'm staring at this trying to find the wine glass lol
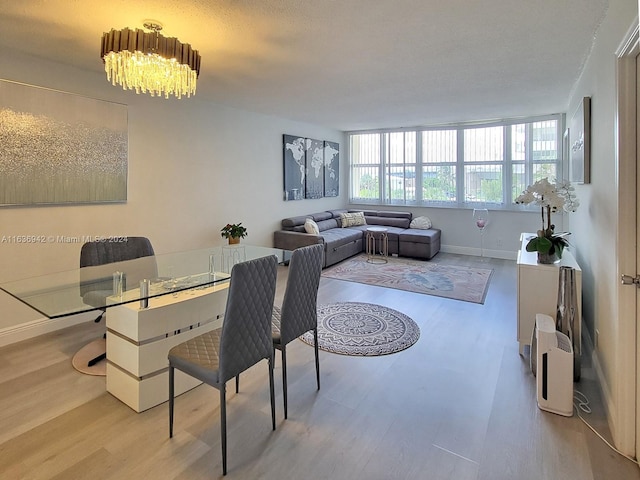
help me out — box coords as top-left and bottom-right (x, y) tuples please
(473, 208), (489, 258)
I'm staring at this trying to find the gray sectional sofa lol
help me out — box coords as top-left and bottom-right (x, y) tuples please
(273, 209), (441, 268)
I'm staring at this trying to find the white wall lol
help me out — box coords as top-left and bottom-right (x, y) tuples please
(0, 50), (345, 334)
(566, 0), (638, 450)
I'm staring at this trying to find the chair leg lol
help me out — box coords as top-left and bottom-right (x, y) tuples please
(220, 385), (227, 475)
(169, 366), (175, 438)
(87, 328), (107, 367)
(269, 356), (276, 430)
(87, 351), (106, 367)
(281, 346), (288, 419)
(313, 328), (320, 390)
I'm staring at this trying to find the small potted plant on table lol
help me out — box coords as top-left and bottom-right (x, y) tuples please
(221, 223), (248, 244)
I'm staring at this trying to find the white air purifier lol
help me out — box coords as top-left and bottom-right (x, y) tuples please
(535, 313), (574, 417)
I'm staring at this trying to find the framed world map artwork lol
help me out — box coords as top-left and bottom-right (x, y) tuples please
(324, 141), (339, 197)
(305, 138), (324, 199)
(282, 134), (339, 201)
(283, 134), (305, 201)
(0, 79), (128, 206)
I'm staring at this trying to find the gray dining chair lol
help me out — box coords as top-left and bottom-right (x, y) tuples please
(78, 237), (156, 367)
(271, 243), (324, 419)
(168, 254), (278, 476)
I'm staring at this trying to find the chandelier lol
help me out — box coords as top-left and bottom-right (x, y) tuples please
(100, 22), (201, 99)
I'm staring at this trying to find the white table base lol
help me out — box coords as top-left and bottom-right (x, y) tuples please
(106, 282), (229, 412)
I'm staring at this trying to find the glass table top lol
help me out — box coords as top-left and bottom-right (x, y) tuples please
(0, 245), (290, 319)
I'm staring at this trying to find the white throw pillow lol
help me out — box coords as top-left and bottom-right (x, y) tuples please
(304, 218), (320, 235)
(340, 211), (367, 227)
(410, 216), (432, 229)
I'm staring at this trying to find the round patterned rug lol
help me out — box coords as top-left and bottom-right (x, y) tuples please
(300, 302), (420, 356)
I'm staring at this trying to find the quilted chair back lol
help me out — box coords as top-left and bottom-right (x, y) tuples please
(218, 254), (278, 383)
(279, 244), (324, 345)
(80, 237), (155, 267)
(79, 237), (157, 299)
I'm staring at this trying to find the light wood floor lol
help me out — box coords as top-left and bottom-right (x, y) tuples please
(1, 253), (639, 479)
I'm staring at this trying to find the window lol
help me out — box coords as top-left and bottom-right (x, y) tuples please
(350, 133), (381, 201)
(385, 132), (416, 203)
(422, 130), (457, 202)
(348, 115), (562, 208)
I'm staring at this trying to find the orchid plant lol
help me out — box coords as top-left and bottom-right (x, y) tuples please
(515, 178), (579, 259)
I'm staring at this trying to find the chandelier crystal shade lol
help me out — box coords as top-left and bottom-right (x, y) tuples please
(100, 24), (201, 99)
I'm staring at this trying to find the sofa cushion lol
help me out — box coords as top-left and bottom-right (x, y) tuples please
(327, 209), (348, 218)
(399, 228), (441, 259)
(340, 211), (367, 227)
(311, 211), (333, 222)
(365, 216), (411, 229)
(282, 211), (332, 229)
(304, 218), (320, 235)
(410, 216), (432, 229)
(399, 228), (441, 243)
(354, 210), (380, 217)
(321, 227), (363, 244)
(322, 228), (364, 267)
(316, 218), (340, 231)
(375, 225), (408, 238)
(376, 210), (412, 220)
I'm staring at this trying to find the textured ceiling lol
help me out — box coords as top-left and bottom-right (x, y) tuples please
(0, 0), (609, 131)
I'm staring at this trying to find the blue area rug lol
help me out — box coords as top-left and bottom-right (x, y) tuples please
(321, 254), (492, 304)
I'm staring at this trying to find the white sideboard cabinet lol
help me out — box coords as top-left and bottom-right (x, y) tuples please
(516, 233), (582, 355)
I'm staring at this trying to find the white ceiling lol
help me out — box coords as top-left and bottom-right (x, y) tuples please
(0, 0), (609, 131)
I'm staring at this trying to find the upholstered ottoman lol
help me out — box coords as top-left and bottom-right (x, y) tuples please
(398, 228), (441, 259)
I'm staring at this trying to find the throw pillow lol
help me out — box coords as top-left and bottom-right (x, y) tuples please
(410, 216), (432, 229)
(340, 211), (367, 228)
(304, 218), (320, 235)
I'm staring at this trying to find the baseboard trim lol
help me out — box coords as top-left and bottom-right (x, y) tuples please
(440, 245), (517, 261)
(0, 312), (94, 347)
(583, 328), (618, 446)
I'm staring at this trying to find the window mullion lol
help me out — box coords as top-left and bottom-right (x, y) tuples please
(504, 125), (512, 205)
(558, 119), (565, 182)
(398, 133), (404, 204)
(526, 123), (533, 186)
(380, 133), (387, 203)
(416, 132), (423, 204)
(456, 127), (464, 206)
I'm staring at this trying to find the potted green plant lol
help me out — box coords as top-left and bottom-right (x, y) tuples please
(220, 223), (248, 244)
(515, 178), (579, 264)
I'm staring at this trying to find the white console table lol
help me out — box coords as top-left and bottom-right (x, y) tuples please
(516, 233), (582, 355)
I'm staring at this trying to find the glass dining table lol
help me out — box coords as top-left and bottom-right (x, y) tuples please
(0, 244), (291, 413)
(0, 244), (290, 320)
